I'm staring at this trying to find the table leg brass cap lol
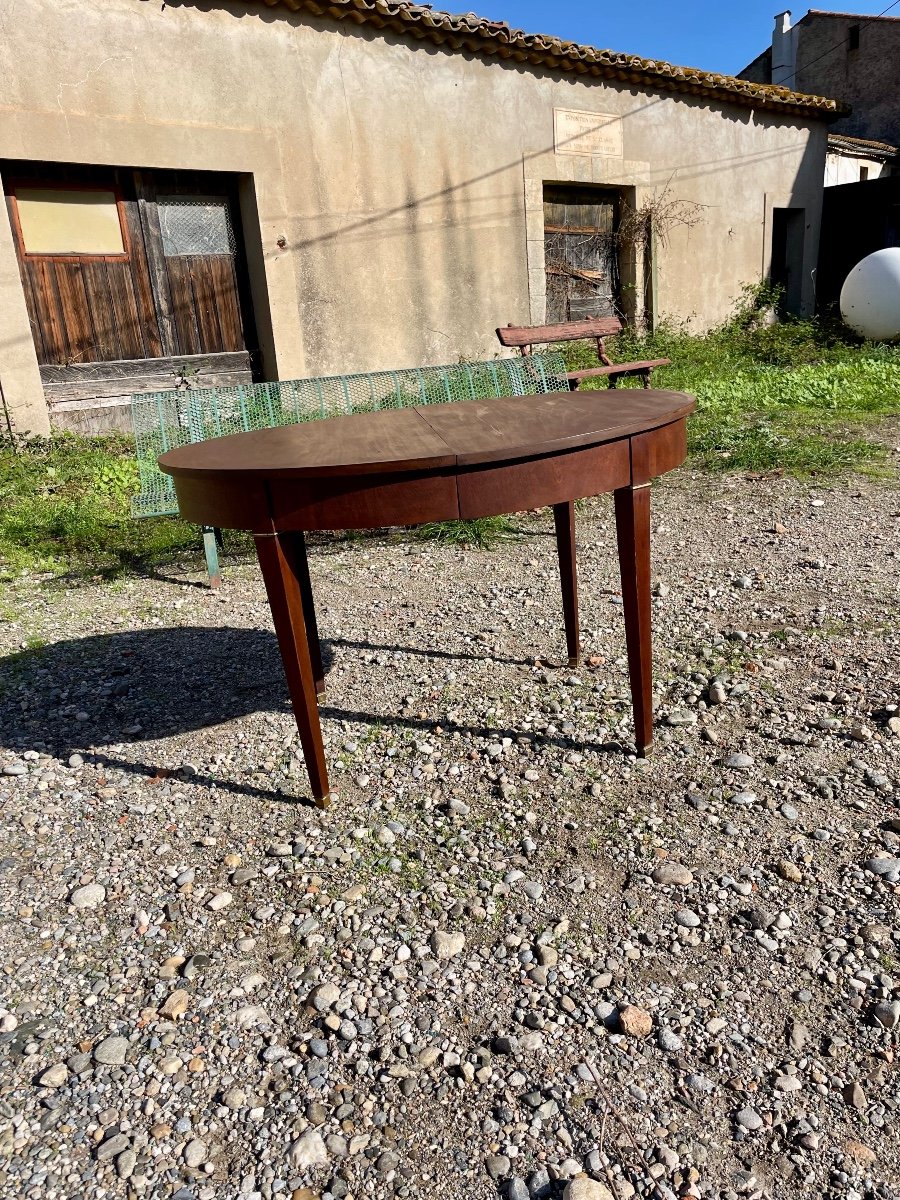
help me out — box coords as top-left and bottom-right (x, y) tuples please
(636, 742), (652, 759)
(314, 792), (333, 810)
(568, 655), (581, 668)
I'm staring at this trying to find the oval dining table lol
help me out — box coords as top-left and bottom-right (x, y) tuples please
(159, 388), (695, 807)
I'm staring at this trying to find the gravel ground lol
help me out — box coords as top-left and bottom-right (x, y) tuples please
(1, 466), (899, 1200)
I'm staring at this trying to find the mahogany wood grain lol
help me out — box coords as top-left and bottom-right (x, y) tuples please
(254, 532), (331, 806)
(455, 440), (629, 519)
(553, 501), (580, 667)
(417, 393), (691, 467)
(167, 473), (271, 531)
(286, 530), (326, 699)
(161, 406), (457, 480)
(268, 471), (459, 532)
(159, 390), (695, 803)
(160, 392), (693, 480)
(615, 482), (654, 755)
(630, 420), (688, 483)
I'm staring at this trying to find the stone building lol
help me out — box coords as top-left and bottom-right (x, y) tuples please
(1, 0), (841, 435)
(739, 10), (899, 185)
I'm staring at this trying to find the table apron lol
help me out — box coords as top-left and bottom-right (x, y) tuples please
(170, 474), (271, 530)
(456, 438), (630, 519)
(168, 418), (688, 532)
(270, 470), (460, 531)
(630, 419), (687, 484)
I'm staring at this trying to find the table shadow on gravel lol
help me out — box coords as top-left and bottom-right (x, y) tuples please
(1, 627), (631, 795)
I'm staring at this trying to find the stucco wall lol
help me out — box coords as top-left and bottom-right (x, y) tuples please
(825, 153), (891, 188)
(0, 0), (828, 433)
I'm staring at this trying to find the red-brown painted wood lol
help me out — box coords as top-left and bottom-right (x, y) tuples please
(160, 391), (695, 803)
(497, 316), (622, 348)
(496, 316), (670, 389)
(614, 483), (654, 755)
(553, 500), (580, 667)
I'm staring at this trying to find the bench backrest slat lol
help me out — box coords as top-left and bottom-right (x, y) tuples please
(497, 316), (622, 349)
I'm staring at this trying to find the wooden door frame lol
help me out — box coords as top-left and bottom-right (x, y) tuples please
(6, 177), (132, 264)
(542, 182), (623, 324)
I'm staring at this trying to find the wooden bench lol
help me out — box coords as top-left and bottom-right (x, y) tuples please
(497, 316), (670, 389)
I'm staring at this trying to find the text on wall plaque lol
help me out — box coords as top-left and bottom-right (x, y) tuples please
(554, 109), (624, 157)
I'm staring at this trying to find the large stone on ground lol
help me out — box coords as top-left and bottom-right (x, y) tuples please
(563, 1177), (614, 1200)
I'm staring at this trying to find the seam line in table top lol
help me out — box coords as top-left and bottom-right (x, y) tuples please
(409, 406), (458, 462)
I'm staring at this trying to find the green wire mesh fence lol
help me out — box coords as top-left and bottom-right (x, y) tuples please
(131, 353), (568, 518)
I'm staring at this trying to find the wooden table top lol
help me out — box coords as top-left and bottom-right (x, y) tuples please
(159, 389), (695, 480)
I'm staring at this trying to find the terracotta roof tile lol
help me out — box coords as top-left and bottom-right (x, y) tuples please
(252, 0), (848, 118)
(828, 132), (898, 156)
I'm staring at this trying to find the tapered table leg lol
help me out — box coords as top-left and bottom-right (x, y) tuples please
(553, 501), (581, 667)
(614, 483), (653, 755)
(254, 532), (331, 807)
(284, 530), (326, 700)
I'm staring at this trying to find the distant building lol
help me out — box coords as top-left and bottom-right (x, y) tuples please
(824, 134), (898, 186)
(739, 10), (900, 184)
(1, 1), (842, 435)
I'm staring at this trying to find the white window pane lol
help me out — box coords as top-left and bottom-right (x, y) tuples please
(16, 188), (124, 255)
(158, 195), (234, 256)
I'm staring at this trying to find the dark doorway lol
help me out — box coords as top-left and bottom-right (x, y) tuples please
(543, 185), (620, 322)
(771, 207), (805, 315)
(817, 176), (900, 308)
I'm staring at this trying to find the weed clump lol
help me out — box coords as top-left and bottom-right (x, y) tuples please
(1, 290), (898, 578)
(0, 434), (198, 577)
(565, 284), (899, 476)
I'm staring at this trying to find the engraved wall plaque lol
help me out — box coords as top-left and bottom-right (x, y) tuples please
(554, 109), (624, 157)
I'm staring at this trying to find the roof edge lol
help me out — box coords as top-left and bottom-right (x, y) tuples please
(805, 8), (900, 21)
(828, 132), (899, 158)
(253, 0), (848, 119)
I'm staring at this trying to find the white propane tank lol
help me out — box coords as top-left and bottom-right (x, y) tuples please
(840, 247), (900, 341)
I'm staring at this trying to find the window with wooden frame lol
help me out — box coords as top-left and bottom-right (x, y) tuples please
(8, 182), (130, 261)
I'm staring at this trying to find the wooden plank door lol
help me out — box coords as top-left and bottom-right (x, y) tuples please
(3, 162), (259, 414)
(144, 174), (253, 361)
(544, 185), (619, 323)
(4, 166), (161, 367)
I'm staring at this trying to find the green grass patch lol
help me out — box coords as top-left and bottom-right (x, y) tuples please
(567, 294), (900, 476)
(0, 434), (200, 579)
(415, 516), (520, 549)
